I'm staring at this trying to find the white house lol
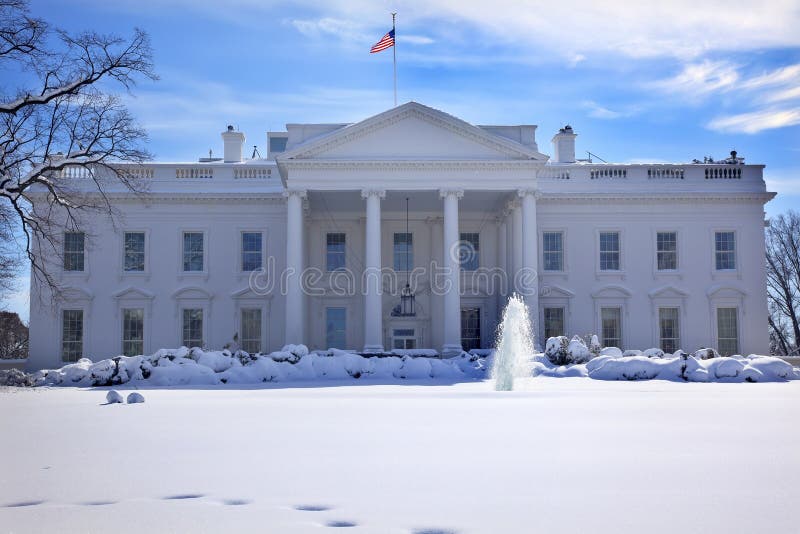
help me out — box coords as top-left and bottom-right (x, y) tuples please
(27, 102), (775, 370)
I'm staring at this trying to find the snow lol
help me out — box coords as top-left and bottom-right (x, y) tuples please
(126, 392), (145, 404)
(24, 346), (488, 388)
(1, 379), (798, 533)
(105, 390), (123, 404)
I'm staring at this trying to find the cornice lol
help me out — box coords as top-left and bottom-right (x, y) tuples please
(538, 192), (776, 203)
(281, 159), (544, 171)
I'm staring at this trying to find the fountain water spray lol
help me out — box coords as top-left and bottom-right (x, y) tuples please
(492, 294), (535, 391)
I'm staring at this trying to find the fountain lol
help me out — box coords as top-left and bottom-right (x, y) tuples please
(492, 294), (535, 391)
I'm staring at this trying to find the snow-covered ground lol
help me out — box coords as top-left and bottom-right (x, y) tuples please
(2, 378), (799, 533)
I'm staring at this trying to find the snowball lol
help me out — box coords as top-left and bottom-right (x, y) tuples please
(106, 390), (123, 404)
(126, 392), (145, 404)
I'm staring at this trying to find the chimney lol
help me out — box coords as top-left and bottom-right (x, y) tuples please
(221, 125), (245, 163)
(551, 125), (577, 163)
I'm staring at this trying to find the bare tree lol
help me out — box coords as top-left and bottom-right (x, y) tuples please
(766, 210), (800, 356)
(0, 310), (27, 358)
(0, 0), (157, 296)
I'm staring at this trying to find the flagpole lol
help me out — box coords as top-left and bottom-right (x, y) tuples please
(392, 12), (397, 107)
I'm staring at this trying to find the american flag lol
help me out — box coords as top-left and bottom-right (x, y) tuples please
(370, 29), (395, 53)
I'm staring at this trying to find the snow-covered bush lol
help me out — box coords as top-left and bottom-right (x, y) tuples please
(127, 392), (145, 404)
(643, 348), (665, 359)
(106, 390), (123, 404)
(622, 349), (643, 357)
(589, 335), (602, 358)
(0, 368), (34, 387)
(694, 348), (720, 360)
(567, 336), (593, 364)
(544, 336), (569, 365)
(29, 346), (489, 387)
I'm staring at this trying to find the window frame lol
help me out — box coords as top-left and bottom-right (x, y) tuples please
(541, 230), (565, 273)
(239, 307), (263, 354)
(61, 308), (85, 362)
(393, 232), (414, 273)
(240, 230), (264, 272)
(63, 231), (86, 273)
(121, 307), (145, 357)
(600, 306), (623, 349)
(458, 232), (480, 272)
(655, 231), (678, 272)
(716, 306), (740, 356)
(122, 230), (148, 274)
(543, 306), (565, 340)
(714, 230), (737, 272)
(460, 307), (482, 351)
(325, 232), (347, 272)
(596, 229), (623, 274)
(180, 229), (207, 274)
(181, 307), (205, 349)
(657, 307), (681, 354)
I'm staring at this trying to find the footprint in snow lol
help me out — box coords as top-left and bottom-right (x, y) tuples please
(413, 530), (459, 534)
(163, 494), (204, 500)
(3, 500), (44, 508)
(82, 501), (117, 506)
(326, 520), (358, 528)
(295, 504), (332, 512)
(222, 499), (250, 506)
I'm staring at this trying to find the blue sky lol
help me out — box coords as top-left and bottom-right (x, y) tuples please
(5, 0), (800, 321)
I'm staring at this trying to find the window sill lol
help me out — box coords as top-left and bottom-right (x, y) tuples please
(712, 270), (740, 281)
(595, 270), (626, 280)
(178, 272), (209, 282)
(653, 270), (683, 279)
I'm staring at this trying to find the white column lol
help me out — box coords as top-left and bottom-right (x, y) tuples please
(511, 201), (523, 293)
(284, 189), (306, 345)
(519, 189), (540, 343)
(441, 189), (464, 356)
(362, 189), (386, 353)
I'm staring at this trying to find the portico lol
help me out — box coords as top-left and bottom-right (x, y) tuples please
(276, 102), (547, 355)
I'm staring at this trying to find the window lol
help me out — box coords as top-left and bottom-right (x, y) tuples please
(461, 308), (481, 351)
(543, 307), (565, 339)
(717, 307), (739, 355)
(599, 232), (620, 271)
(61, 309), (84, 362)
(240, 308), (262, 354)
(459, 232), (480, 271)
(392, 328), (416, 350)
(326, 233), (346, 272)
(182, 232), (204, 272)
(715, 231), (736, 270)
(241, 231), (262, 271)
(658, 307), (680, 353)
(542, 231), (564, 271)
(124, 232), (145, 272)
(656, 232), (677, 271)
(325, 307), (346, 349)
(182, 308), (203, 348)
(122, 308), (144, 356)
(393, 233), (413, 273)
(600, 307), (622, 348)
(63, 232), (85, 271)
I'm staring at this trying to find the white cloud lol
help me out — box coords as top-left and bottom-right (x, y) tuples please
(79, 0), (800, 60)
(402, 34), (435, 45)
(647, 60), (739, 99)
(706, 108), (800, 134)
(581, 100), (623, 119)
(765, 170), (800, 195)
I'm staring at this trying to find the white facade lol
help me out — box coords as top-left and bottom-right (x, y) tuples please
(27, 102), (775, 370)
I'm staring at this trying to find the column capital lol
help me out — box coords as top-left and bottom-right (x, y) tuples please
(505, 199), (520, 213)
(361, 188), (386, 200)
(517, 188), (541, 199)
(283, 188), (307, 199)
(439, 188), (464, 200)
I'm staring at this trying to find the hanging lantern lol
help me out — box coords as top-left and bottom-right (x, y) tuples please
(400, 283), (415, 317)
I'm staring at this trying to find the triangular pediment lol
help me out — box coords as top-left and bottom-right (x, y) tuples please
(648, 285), (689, 299)
(278, 102), (546, 162)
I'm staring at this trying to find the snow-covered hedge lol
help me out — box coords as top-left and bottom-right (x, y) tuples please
(17, 346), (488, 388)
(535, 337), (799, 382)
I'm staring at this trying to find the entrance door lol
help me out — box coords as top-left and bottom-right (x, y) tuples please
(461, 308), (481, 351)
(392, 328), (417, 350)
